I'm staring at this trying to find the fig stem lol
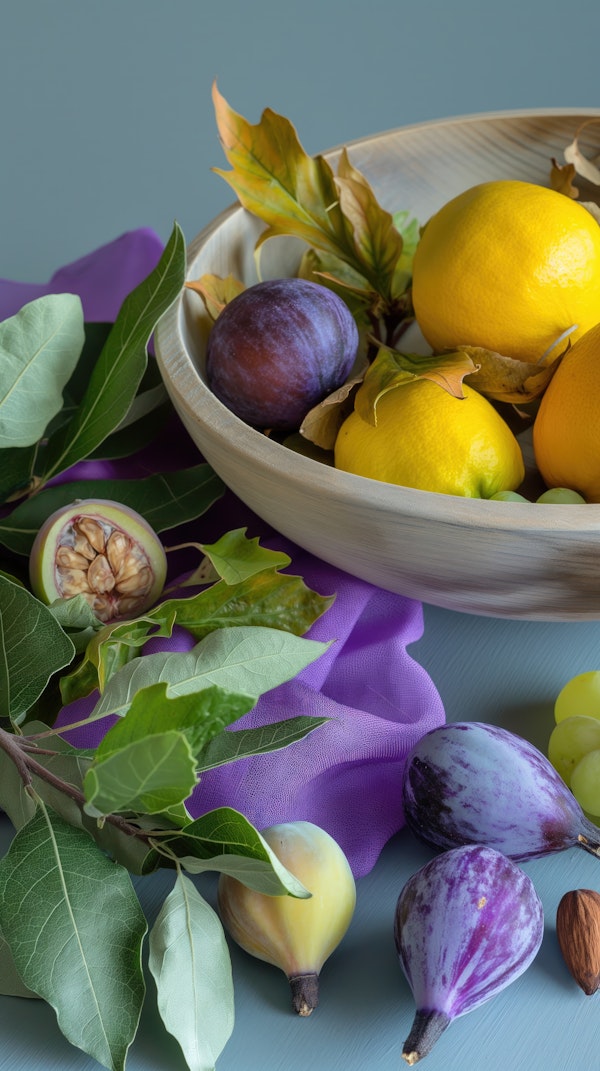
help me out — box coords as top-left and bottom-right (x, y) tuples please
(402, 1009), (452, 1065)
(578, 826), (600, 858)
(288, 972), (320, 1016)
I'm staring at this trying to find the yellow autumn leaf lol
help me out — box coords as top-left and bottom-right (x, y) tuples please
(299, 365), (368, 451)
(355, 346), (478, 427)
(211, 83), (406, 305)
(185, 273), (246, 321)
(335, 149), (405, 300)
(456, 345), (563, 404)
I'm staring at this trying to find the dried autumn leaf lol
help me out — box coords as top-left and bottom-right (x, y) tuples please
(563, 119), (600, 186)
(185, 273), (246, 321)
(456, 344), (563, 404)
(550, 158), (579, 199)
(334, 148), (405, 300)
(211, 82), (407, 307)
(355, 346), (478, 427)
(299, 364), (368, 450)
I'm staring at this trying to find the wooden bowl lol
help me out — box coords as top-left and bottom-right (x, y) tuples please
(155, 108), (600, 621)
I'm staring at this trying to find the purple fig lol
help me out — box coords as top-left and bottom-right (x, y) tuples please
(394, 844), (544, 1064)
(205, 278), (359, 431)
(402, 721), (600, 861)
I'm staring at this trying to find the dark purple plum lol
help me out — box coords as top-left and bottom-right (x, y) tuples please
(205, 278), (359, 431)
(402, 721), (600, 861)
(395, 844), (544, 1064)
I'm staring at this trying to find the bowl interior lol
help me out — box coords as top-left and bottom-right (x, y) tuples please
(155, 108), (600, 621)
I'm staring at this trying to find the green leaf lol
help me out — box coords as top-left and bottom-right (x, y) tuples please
(200, 527), (291, 583)
(0, 927), (37, 999)
(86, 626), (330, 722)
(48, 593), (104, 631)
(196, 714), (329, 771)
(0, 443), (39, 504)
(0, 575), (75, 722)
(0, 294), (85, 448)
(0, 464), (224, 555)
(169, 807), (310, 896)
(39, 223), (186, 483)
(96, 682), (253, 760)
(87, 400), (172, 461)
(84, 730), (198, 817)
(149, 873), (234, 1071)
(59, 612), (177, 706)
(155, 570), (334, 640)
(0, 806), (147, 1071)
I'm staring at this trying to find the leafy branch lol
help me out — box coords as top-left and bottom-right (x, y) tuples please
(0, 231), (337, 1071)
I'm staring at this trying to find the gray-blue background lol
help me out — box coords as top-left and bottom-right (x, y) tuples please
(3, 0), (600, 281)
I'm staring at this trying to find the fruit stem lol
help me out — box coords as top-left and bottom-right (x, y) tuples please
(402, 1009), (452, 1064)
(578, 818), (600, 858)
(288, 972), (320, 1016)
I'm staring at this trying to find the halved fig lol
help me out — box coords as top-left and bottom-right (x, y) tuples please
(29, 499), (167, 622)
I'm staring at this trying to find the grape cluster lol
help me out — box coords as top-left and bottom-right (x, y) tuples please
(548, 671), (600, 817)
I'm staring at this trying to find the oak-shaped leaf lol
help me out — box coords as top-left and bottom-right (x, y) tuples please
(149, 873), (234, 1071)
(0, 806), (147, 1071)
(155, 568), (333, 639)
(0, 293), (85, 449)
(355, 345), (478, 426)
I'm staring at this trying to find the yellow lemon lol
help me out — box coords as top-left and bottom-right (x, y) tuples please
(533, 321), (600, 501)
(334, 378), (525, 497)
(411, 180), (600, 363)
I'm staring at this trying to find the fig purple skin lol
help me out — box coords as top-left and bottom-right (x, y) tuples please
(402, 721), (600, 862)
(205, 278), (359, 431)
(394, 844), (544, 1064)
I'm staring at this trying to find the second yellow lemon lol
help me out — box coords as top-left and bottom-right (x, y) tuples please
(334, 379), (524, 498)
(411, 180), (600, 363)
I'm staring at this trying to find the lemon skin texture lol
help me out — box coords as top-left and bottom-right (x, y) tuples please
(411, 180), (600, 363)
(334, 379), (525, 498)
(533, 321), (600, 502)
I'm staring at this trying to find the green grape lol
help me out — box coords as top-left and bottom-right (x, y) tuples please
(489, 490), (529, 502)
(547, 715), (600, 785)
(536, 487), (586, 504)
(570, 749), (600, 817)
(554, 670), (600, 724)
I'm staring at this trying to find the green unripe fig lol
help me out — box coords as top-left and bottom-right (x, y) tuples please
(217, 821), (356, 1016)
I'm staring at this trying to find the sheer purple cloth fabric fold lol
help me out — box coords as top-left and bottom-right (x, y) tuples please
(2, 230), (445, 876)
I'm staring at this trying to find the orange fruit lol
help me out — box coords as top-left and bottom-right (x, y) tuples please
(411, 180), (600, 363)
(533, 321), (600, 501)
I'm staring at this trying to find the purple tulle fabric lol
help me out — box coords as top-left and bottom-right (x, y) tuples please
(1, 230), (445, 877)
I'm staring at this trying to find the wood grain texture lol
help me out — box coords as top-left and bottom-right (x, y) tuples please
(154, 110), (600, 621)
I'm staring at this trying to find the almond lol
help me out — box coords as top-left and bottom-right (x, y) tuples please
(556, 888), (600, 995)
